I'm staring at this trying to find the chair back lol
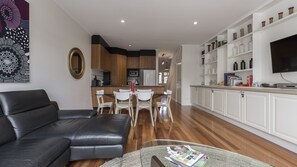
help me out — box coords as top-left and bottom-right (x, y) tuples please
(135, 91), (153, 101)
(119, 89), (131, 92)
(136, 89), (152, 92)
(165, 90), (172, 105)
(96, 90), (105, 105)
(113, 91), (132, 101)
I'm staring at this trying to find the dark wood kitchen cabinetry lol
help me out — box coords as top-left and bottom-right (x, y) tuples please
(91, 44), (112, 71)
(139, 56), (156, 69)
(127, 56), (139, 69)
(111, 54), (127, 85)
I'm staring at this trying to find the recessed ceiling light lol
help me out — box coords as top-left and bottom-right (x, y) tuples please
(128, 44), (132, 47)
(121, 20), (125, 23)
(193, 21), (198, 25)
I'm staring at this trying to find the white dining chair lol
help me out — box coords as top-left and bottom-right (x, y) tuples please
(154, 90), (173, 123)
(96, 90), (113, 114)
(119, 89), (131, 92)
(113, 91), (134, 126)
(134, 91), (154, 127)
(136, 89), (152, 92)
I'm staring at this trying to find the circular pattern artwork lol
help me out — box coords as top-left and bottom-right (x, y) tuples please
(0, 0), (29, 83)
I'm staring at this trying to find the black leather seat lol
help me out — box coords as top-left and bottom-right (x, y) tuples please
(0, 138), (70, 167)
(23, 115), (130, 146)
(0, 105), (70, 167)
(0, 89), (131, 164)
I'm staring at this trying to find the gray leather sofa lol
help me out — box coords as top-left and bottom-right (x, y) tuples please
(0, 89), (131, 167)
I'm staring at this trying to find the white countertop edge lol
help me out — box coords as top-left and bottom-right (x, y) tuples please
(190, 85), (297, 95)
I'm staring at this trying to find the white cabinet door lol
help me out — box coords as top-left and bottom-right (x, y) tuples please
(197, 87), (205, 106)
(213, 89), (226, 115)
(243, 92), (269, 132)
(190, 87), (197, 105)
(190, 87), (199, 105)
(226, 90), (242, 122)
(204, 88), (213, 110)
(271, 93), (297, 144)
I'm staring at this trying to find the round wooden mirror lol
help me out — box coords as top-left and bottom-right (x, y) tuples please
(68, 48), (85, 79)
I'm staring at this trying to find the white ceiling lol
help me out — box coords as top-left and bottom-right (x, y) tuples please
(54, 0), (270, 56)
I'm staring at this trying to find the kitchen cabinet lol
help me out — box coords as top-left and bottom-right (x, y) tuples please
(91, 44), (112, 71)
(226, 90), (242, 122)
(271, 93), (297, 144)
(127, 56), (139, 69)
(204, 88), (213, 110)
(213, 89), (226, 115)
(111, 54), (127, 85)
(197, 87), (205, 106)
(191, 86), (297, 147)
(139, 56), (156, 69)
(243, 92), (269, 132)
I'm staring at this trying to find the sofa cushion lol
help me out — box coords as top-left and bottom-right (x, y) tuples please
(0, 90), (58, 138)
(0, 90), (51, 115)
(58, 109), (97, 119)
(0, 107), (16, 146)
(0, 138), (70, 167)
(23, 114), (131, 146)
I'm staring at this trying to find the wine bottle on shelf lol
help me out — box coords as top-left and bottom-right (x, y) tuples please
(241, 60), (246, 70)
(249, 58), (253, 68)
(233, 62), (238, 71)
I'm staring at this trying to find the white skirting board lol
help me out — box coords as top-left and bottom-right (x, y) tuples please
(192, 104), (297, 154)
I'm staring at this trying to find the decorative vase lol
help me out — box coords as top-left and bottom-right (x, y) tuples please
(289, 7), (294, 15)
(262, 21), (266, 27)
(278, 12), (283, 19)
(269, 17), (274, 24)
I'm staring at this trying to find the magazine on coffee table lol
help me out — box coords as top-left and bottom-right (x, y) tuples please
(165, 145), (208, 167)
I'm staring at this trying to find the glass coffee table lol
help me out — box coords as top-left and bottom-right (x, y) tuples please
(140, 139), (272, 167)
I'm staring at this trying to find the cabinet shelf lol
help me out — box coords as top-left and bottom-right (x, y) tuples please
(228, 68), (253, 73)
(228, 50), (253, 59)
(206, 48), (218, 54)
(229, 33), (253, 44)
(205, 74), (217, 76)
(205, 61), (217, 65)
(255, 12), (297, 33)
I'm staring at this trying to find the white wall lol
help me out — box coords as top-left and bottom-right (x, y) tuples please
(181, 45), (201, 105)
(0, 0), (92, 109)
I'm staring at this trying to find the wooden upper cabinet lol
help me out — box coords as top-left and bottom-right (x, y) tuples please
(91, 44), (101, 69)
(139, 56), (156, 69)
(111, 54), (127, 85)
(91, 44), (112, 71)
(127, 56), (139, 69)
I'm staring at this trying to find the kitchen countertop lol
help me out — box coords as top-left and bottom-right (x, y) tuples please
(190, 85), (297, 95)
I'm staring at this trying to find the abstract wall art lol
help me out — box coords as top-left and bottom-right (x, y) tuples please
(0, 0), (29, 83)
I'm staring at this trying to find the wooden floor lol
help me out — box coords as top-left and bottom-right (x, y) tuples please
(68, 101), (297, 167)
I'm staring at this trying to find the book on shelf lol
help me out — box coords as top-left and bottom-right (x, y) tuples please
(165, 145), (208, 167)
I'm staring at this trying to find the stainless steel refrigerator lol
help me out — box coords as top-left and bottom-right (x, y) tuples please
(139, 70), (156, 86)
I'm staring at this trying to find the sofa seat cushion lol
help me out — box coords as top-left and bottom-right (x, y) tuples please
(23, 114), (131, 146)
(58, 109), (97, 119)
(0, 138), (70, 167)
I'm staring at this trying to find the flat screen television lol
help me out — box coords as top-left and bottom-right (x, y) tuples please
(270, 34), (297, 73)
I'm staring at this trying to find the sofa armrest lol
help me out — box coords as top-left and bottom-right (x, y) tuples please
(51, 101), (60, 110)
(58, 110), (97, 119)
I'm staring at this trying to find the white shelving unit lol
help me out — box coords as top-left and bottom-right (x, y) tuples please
(254, 12), (297, 32)
(198, 0), (297, 86)
(228, 68), (253, 73)
(200, 32), (227, 85)
(228, 32), (253, 44)
(226, 15), (253, 83)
